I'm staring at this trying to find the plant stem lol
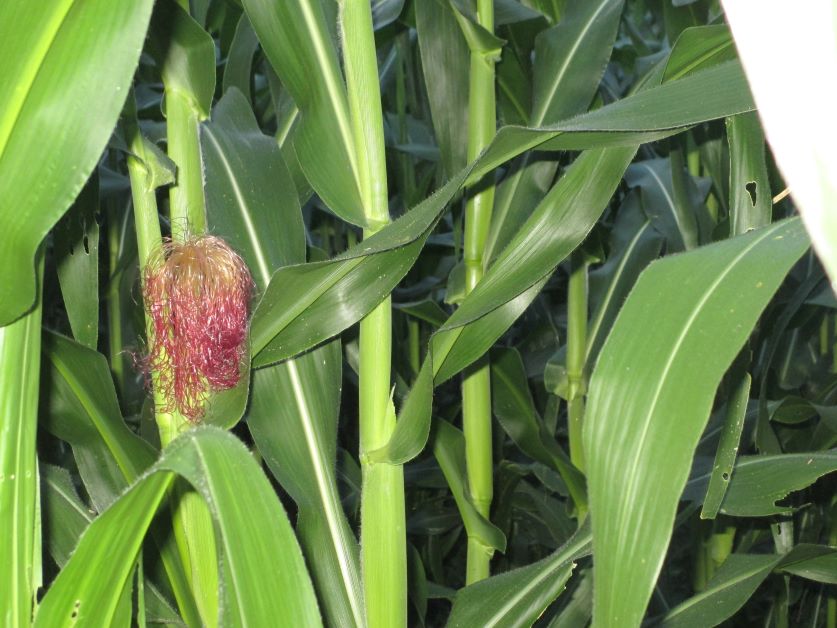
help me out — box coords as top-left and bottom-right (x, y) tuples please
(0, 249), (43, 628)
(567, 252), (589, 477)
(462, 0), (497, 584)
(341, 2), (404, 625)
(124, 94), (210, 628)
(166, 90), (206, 240)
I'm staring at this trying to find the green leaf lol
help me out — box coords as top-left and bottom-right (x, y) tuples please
(726, 111), (772, 235)
(687, 450), (837, 517)
(701, 372), (750, 519)
(241, 0), (365, 226)
(0, 0), (154, 325)
(662, 25), (735, 82)
(41, 465), (92, 569)
(203, 90), (363, 628)
(660, 545), (837, 627)
(584, 218), (810, 627)
(42, 331), (155, 509)
(36, 427), (322, 628)
(432, 420), (506, 553)
(586, 191), (664, 365)
(625, 158), (698, 252)
(446, 523), (591, 628)
(415, 0), (470, 177)
(491, 347), (586, 507)
(724, 3), (837, 291)
(40, 331), (199, 625)
(443, 147), (636, 332)
(41, 465), (181, 625)
(55, 177), (100, 350)
(0, 268), (43, 626)
(248, 346), (364, 628)
(203, 88), (306, 281)
(223, 14), (260, 102)
(250, 60), (757, 368)
(486, 0), (625, 263)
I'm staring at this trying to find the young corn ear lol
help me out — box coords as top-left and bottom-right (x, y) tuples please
(141, 234), (252, 421)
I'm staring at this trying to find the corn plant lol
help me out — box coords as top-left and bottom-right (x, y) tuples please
(1, 0), (836, 627)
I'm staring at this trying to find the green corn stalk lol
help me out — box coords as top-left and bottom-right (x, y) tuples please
(124, 91), (217, 626)
(341, 0), (406, 625)
(462, 0), (498, 584)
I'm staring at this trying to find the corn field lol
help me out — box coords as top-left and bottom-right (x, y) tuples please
(1, 0), (836, 627)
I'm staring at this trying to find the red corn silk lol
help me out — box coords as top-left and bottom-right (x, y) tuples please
(142, 235), (253, 421)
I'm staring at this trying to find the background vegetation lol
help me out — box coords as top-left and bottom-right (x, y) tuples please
(0, 0), (835, 626)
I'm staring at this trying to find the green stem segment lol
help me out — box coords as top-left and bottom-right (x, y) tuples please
(124, 93), (217, 627)
(462, 0), (497, 584)
(341, 2), (405, 626)
(166, 90), (206, 240)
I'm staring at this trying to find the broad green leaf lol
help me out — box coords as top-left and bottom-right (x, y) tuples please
(548, 568), (593, 628)
(726, 111), (772, 235)
(203, 88), (305, 284)
(701, 372), (750, 519)
(250, 60), (757, 368)
(446, 523), (591, 628)
(241, 0), (365, 226)
(781, 552), (837, 585)
(584, 218), (810, 627)
(203, 91), (363, 628)
(40, 465), (181, 625)
(0, 268), (43, 626)
(223, 15), (260, 102)
(376, 146), (636, 470)
(586, 191), (664, 365)
(416, 0), (470, 177)
(687, 450), (837, 517)
(486, 0), (624, 262)
(248, 346), (364, 628)
(36, 428), (322, 628)
(442, 147), (636, 332)
(432, 420), (506, 553)
(723, 2), (837, 291)
(55, 178), (100, 350)
(0, 0), (154, 325)
(660, 545), (837, 627)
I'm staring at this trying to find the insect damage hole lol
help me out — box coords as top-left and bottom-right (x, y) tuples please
(745, 181), (757, 206)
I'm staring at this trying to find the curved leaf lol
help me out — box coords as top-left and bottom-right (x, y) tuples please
(0, 0), (154, 324)
(35, 427), (322, 628)
(250, 59), (755, 369)
(584, 218), (810, 627)
(240, 0), (365, 226)
(446, 523), (591, 628)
